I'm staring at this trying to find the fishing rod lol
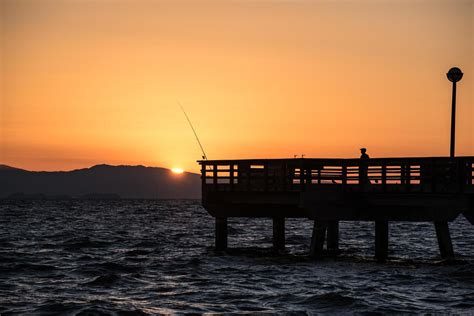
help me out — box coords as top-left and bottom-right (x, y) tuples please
(178, 101), (208, 161)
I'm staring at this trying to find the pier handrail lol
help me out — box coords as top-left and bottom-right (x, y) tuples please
(199, 156), (474, 193)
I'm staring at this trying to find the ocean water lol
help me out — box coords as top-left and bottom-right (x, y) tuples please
(0, 199), (473, 314)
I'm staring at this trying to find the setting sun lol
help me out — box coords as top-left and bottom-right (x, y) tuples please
(171, 168), (184, 174)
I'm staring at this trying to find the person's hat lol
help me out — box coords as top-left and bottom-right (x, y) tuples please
(360, 148), (367, 151)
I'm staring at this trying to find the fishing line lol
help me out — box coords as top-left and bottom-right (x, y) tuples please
(178, 100), (208, 161)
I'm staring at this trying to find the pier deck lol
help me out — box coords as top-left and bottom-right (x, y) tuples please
(199, 157), (474, 261)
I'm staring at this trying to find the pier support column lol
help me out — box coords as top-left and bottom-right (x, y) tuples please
(310, 221), (327, 258)
(375, 221), (389, 262)
(215, 217), (228, 251)
(434, 221), (454, 260)
(327, 221), (339, 254)
(273, 217), (285, 251)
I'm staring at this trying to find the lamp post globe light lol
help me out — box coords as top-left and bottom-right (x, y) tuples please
(446, 67), (463, 158)
(447, 67), (463, 83)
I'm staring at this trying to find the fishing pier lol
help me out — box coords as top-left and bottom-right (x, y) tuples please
(199, 157), (474, 261)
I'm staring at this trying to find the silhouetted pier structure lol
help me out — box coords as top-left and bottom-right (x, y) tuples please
(199, 157), (474, 261)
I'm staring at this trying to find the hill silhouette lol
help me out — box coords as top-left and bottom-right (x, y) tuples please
(0, 164), (201, 199)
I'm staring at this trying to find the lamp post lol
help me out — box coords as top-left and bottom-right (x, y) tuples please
(446, 67), (463, 158)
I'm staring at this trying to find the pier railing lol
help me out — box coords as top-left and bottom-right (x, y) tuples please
(199, 157), (474, 193)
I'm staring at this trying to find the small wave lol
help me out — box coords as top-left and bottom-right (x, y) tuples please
(224, 247), (284, 257)
(227, 226), (240, 234)
(77, 254), (95, 261)
(187, 258), (201, 266)
(84, 274), (120, 286)
(32, 301), (82, 315)
(0, 241), (16, 248)
(391, 273), (415, 280)
(235, 304), (271, 312)
(125, 249), (152, 256)
(134, 241), (158, 248)
(13, 263), (57, 272)
(32, 301), (148, 315)
(79, 306), (148, 315)
(99, 261), (141, 273)
(446, 264), (474, 282)
(0, 256), (19, 264)
(62, 237), (111, 251)
(451, 302), (474, 309)
(285, 234), (309, 244)
(301, 292), (358, 307)
(71, 261), (142, 276)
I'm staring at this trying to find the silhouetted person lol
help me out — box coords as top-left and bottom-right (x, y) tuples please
(359, 148), (370, 184)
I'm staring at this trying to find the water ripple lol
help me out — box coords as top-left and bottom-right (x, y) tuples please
(0, 199), (473, 313)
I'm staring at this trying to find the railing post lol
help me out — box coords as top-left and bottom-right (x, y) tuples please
(299, 161), (305, 192)
(201, 163), (206, 188)
(213, 164), (218, 190)
(468, 159), (474, 187)
(407, 164), (411, 184)
(264, 162), (269, 192)
(239, 164), (244, 190)
(342, 165), (347, 187)
(431, 160), (437, 193)
(246, 164), (251, 191)
(406, 163), (411, 192)
(467, 161), (474, 185)
(458, 159), (466, 190)
(230, 164), (234, 191)
(454, 159), (461, 192)
(400, 164), (406, 185)
(306, 166), (312, 187)
(382, 164), (387, 191)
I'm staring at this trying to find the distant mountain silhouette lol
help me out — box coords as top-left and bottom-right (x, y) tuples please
(0, 164), (201, 199)
(0, 164), (24, 171)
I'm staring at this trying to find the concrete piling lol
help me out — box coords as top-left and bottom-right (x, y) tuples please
(434, 221), (454, 259)
(375, 221), (389, 262)
(215, 217), (228, 251)
(310, 221), (327, 258)
(273, 217), (285, 251)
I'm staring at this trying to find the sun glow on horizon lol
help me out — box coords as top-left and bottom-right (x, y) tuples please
(171, 168), (184, 174)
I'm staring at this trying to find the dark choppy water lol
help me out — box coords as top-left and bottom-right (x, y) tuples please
(1, 200), (473, 314)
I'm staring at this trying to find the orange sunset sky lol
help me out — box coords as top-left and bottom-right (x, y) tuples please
(1, 0), (473, 173)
